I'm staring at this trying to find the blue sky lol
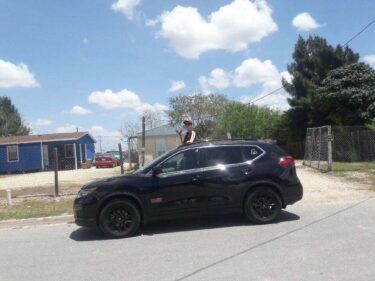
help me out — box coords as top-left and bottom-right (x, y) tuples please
(0, 0), (374, 150)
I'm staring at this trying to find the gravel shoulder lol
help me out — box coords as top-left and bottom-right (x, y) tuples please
(296, 162), (373, 203)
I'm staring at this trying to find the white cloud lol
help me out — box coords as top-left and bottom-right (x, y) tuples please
(168, 80), (186, 92)
(233, 58), (280, 87)
(88, 88), (168, 115)
(153, 0), (278, 59)
(82, 37), (89, 44)
(292, 12), (320, 31)
(88, 89), (141, 109)
(364, 55), (375, 67)
(134, 103), (168, 115)
(56, 124), (83, 133)
(0, 59), (40, 88)
(89, 125), (121, 137)
(55, 124), (121, 139)
(30, 118), (53, 132)
(35, 119), (53, 127)
(199, 68), (231, 90)
(199, 58), (293, 110)
(111, 0), (141, 20)
(145, 18), (159, 27)
(68, 105), (91, 115)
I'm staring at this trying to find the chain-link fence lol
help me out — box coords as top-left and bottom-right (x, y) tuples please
(303, 126), (332, 172)
(304, 125), (375, 172)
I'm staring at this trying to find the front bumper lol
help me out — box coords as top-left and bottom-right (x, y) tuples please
(73, 197), (98, 227)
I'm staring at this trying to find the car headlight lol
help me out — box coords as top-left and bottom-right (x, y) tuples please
(77, 187), (97, 198)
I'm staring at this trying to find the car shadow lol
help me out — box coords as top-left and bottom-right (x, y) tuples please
(70, 210), (300, 241)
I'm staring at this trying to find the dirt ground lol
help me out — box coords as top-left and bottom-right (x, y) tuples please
(0, 162), (373, 203)
(295, 162), (373, 203)
(0, 164), (131, 197)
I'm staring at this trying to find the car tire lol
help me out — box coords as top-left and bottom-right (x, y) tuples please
(99, 199), (141, 238)
(244, 187), (282, 224)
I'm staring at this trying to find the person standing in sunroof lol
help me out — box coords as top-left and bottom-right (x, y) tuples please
(177, 119), (196, 145)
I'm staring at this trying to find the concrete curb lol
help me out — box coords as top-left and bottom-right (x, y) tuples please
(0, 215), (74, 230)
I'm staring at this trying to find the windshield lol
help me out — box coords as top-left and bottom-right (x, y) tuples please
(133, 149), (174, 174)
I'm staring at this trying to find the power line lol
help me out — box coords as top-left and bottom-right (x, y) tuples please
(246, 86), (284, 105)
(343, 19), (375, 47)
(246, 18), (375, 106)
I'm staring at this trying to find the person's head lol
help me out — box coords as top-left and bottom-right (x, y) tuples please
(183, 120), (193, 132)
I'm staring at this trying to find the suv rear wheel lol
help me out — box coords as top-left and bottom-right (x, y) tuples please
(99, 199), (141, 238)
(244, 187), (282, 224)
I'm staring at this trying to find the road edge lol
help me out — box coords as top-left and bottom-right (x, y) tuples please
(0, 215), (74, 230)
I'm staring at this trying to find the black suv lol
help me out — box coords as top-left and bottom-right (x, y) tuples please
(74, 140), (303, 238)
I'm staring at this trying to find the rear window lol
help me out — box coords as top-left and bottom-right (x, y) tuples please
(200, 145), (264, 168)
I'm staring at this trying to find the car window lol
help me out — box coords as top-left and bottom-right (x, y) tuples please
(240, 146), (264, 161)
(200, 146), (244, 168)
(200, 145), (265, 168)
(159, 148), (199, 173)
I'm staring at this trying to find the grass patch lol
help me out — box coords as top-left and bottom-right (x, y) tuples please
(332, 162), (375, 190)
(0, 198), (74, 221)
(333, 162), (375, 172)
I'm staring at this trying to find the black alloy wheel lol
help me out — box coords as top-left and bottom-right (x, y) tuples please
(244, 187), (282, 224)
(99, 199), (141, 238)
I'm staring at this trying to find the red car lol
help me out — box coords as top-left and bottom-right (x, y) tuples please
(95, 154), (117, 168)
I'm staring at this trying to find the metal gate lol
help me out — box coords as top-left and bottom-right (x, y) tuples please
(303, 125), (333, 172)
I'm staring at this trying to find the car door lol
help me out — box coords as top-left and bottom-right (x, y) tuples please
(198, 145), (265, 212)
(146, 147), (207, 218)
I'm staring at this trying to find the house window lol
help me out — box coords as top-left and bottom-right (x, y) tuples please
(7, 145), (19, 162)
(65, 144), (75, 158)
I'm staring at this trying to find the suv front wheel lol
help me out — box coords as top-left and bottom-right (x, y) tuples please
(99, 199), (141, 238)
(244, 187), (282, 224)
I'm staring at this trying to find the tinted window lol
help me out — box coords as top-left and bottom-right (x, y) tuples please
(241, 146), (264, 161)
(159, 148), (199, 173)
(200, 146), (244, 167)
(200, 145), (264, 168)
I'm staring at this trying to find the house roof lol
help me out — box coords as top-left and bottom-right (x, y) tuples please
(0, 132), (96, 145)
(136, 125), (177, 137)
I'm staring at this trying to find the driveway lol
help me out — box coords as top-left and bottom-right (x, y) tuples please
(0, 198), (374, 281)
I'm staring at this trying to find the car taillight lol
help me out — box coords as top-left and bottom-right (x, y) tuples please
(279, 156), (295, 165)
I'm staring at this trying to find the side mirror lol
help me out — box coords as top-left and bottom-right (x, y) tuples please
(152, 167), (163, 176)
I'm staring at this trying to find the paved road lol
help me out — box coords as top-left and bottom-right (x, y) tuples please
(0, 198), (374, 281)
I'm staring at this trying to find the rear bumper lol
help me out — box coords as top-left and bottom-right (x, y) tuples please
(96, 161), (114, 166)
(283, 182), (303, 206)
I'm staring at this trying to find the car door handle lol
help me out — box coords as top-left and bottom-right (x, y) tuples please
(241, 168), (252, 175)
(192, 175), (201, 182)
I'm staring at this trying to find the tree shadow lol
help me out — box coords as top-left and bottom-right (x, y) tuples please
(70, 210), (300, 242)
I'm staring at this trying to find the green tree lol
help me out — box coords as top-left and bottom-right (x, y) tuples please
(317, 63), (375, 125)
(0, 97), (30, 136)
(212, 102), (282, 139)
(282, 35), (359, 140)
(167, 92), (229, 138)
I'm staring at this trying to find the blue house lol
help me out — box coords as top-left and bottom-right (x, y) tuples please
(0, 132), (96, 173)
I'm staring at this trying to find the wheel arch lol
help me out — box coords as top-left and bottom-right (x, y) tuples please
(96, 193), (144, 226)
(243, 180), (286, 209)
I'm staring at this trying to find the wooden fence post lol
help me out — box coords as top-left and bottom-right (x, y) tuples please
(54, 147), (59, 197)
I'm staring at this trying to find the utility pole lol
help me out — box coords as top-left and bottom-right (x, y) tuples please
(128, 137), (132, 170)
(118, 143), (124, 174)
(99, 136), (102, 153)
(141, 116), (146, 166)
(54, 147), (59, 197)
